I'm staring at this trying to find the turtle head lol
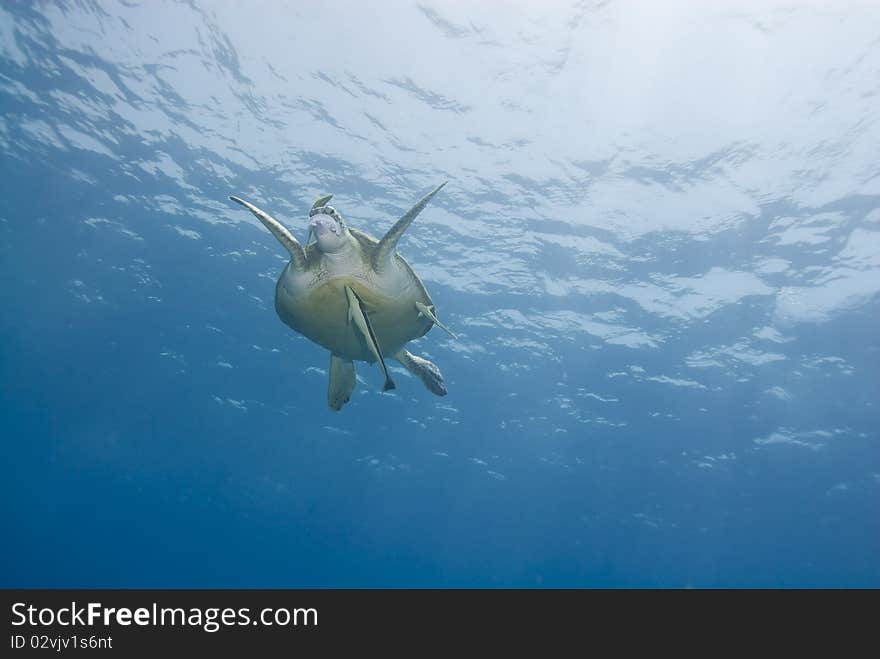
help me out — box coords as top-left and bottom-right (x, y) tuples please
(307, 196), (349, 253)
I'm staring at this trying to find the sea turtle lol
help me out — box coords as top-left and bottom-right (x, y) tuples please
(228, 183), (454, 411)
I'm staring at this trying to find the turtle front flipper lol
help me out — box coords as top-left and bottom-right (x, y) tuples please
(344, 286), (396, 392)
(394, 349), (447, 396)
(229, 196), (307, 271)
(373, 182), (447, 273)
(328, 353), (357, 411)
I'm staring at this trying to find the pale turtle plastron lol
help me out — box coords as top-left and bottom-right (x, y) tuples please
(229, 183), (453, 411)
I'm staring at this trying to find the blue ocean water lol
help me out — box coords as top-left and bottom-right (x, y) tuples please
(1, 1), (878, 588)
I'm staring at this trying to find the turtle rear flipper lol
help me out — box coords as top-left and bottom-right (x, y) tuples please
(328, 354), (356, 411)
(394, 349), (447, 397)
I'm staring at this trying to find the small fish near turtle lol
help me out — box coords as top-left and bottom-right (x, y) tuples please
(229, 183), (455, 411)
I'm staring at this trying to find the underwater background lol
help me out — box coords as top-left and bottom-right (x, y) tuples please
(1, 1), (878, 588)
